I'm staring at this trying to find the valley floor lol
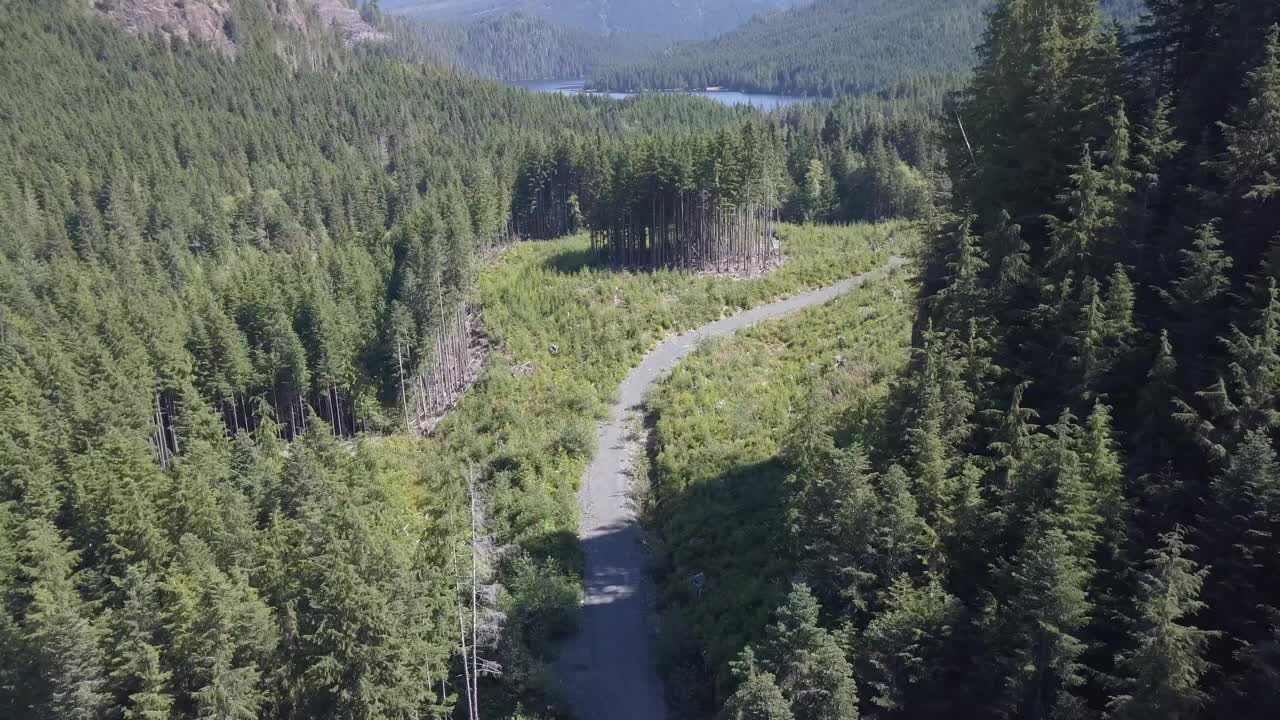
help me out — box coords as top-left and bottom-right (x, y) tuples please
(416, 223), (909, 715)
(642, 259), (917, 717)
(556, 254), (906, 720)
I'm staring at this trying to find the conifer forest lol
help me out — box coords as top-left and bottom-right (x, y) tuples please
(1, 1), (1279, 720)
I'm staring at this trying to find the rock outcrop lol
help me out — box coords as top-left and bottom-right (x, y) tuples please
(90, 0), (386, 55)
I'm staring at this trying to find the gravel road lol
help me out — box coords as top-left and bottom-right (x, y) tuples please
(556, 256), (907, 720)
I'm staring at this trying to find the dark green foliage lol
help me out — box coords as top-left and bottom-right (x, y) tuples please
(0, 1), (801, 717)
(757, 585), (860, 720)
(723, 648), (796, 720)
(590, 0), (987, 98)
(646, 2), (1280, 719)
(903, 0), (1280, 716)
(992, 526), (1092, 720)
(856, 575), (959, 714)
(1108, 529), (1213, 720)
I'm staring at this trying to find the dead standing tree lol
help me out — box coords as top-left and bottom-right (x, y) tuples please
(409, 302), (476, 437)
(452, 465), (506, 720)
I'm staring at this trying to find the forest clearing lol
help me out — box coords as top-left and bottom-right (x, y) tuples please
(410, 223), (909, 713)
(6, 2), (1280, 719)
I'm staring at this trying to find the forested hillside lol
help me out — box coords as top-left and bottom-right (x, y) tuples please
(0, 1), (783, 717)
(0, 0), (945, 717)
(379, 0), (807, 39)
(13, 0), (1280, 719)
(591, 0), (1144, 98)
(667, 0), (1280, 719)
(370, 10), (665, 81)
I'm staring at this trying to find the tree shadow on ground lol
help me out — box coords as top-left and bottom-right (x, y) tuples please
(539, 241), (758, 277)
(541, 244), (599, 274)
(645, 455), (796, 718)
(555, 518), (672, 720)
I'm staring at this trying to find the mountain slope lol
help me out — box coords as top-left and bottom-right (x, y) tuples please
(590, 0), (1143, 97)
(91, 0), (386, 54)
(379, 0), (808, 39)
(378, 11), (665, 80)
(0, 2), (763, 719)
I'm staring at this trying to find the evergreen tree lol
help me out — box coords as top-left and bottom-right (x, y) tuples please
(759, 584), (859, 720)
(1177, 284), (1280, 459)
(16, 521), (111, 720)
(1130, 95), (1182, 240)
(1047, 145), (1120, 277)
(723, 648), (796, 720)
(1211, 26), (1280, 204)
(874, 465), (936, 583)
(989, 382), (1041, 502)
(993, 526), (1092, 720)
(930, 218), (991, 333)
(1108, 529), (1213, 720)
(858, 575), (959, 714)
(785, 437), (878, 613)
(1195, 430), (1280, 673)
(108, 565), (175, 720)
(801, 158), (834, 224)
(1133, 330), (1181, 471)
(1157, 222), (1233, 356)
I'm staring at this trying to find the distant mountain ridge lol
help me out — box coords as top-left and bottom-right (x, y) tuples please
(589, 0), (1144, 97)
(378, 0), (808, 38)
(376, 11), (665, 81)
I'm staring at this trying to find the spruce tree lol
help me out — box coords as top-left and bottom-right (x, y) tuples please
(988, 382), (1040, 502)
(109, 565), (174, 720)
(1158, 221), (1232, 327)
(858, 575), (959, 714)
(868, 465), (937, 595)
(786, 439), (878, 613)
(1102, 265), (1137, 358)
(1074, 276), (1109, 398)
(993, 526), (1092, 720)
(760, 584), (859, 720)
(1177, 283), (1280, 459)
(1134, 330), (1181, 471)
(932, 218), (991, 332)
(1079, 401), (1126, 555)
(1131, 95), (1182, 240)
(1195, 430), (1280, 665)
(1211, 26), (1280, 204)
(1108, 529), (1213, 720)
(723, 648), (796, 720)
(1047, 145), (1119, 277)
(903, 330), (956, 522)
(16, 521), (111, 720)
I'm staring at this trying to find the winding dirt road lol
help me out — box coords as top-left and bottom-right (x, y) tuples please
(556, 256), (906, 720)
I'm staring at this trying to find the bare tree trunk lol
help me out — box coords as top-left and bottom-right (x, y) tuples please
(469, 465), (481, 719)
(452, 500), (478, 720)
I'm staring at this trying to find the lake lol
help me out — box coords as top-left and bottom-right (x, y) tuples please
(511, 79), (821, 111)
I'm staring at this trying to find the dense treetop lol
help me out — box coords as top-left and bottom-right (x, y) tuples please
(0, 1), (776, 717)
(653, 1), (1280, 719)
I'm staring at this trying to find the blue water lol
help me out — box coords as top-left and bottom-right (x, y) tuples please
(512, 79), (821, 111)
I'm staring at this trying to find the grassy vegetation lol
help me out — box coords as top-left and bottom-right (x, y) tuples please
(414, 222), (910, 710)
(642, 265), (917, 716)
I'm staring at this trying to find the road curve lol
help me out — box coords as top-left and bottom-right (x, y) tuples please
(556, 255), (906, 720)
